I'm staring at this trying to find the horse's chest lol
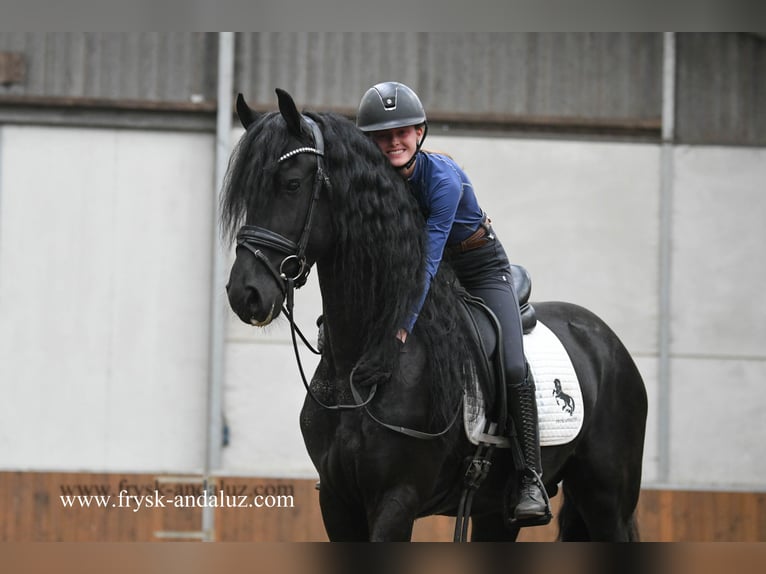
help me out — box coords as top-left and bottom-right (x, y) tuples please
(308, 416), (369, 490)
(330, 416), (365, 454)
(303, 407), (363, 462)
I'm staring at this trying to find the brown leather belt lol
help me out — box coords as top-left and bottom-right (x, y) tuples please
(445, 217), (493, 256)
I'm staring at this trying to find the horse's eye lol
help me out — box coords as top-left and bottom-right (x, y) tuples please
(286, 179), (301, 192)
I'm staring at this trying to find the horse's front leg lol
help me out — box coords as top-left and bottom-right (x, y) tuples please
(367, 485), (420, 541)
(319, 485), (370, 541)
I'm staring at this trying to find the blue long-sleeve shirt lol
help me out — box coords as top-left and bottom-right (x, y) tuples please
(404, 151), (485, 332)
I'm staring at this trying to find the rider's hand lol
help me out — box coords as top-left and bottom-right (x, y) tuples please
(396, 329), (408, 344)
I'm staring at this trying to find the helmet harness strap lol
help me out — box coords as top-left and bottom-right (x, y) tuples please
(398, 122), (429, 172)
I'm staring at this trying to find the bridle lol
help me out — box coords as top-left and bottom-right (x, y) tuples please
(235, 115), (328, 293)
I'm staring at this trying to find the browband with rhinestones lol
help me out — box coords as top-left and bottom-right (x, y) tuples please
(278, 147), (323, 163)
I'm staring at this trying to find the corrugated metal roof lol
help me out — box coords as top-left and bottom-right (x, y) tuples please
(0, 32), (217, 103)
(234, 32), (662, 122)
(676, 33), (766, 145)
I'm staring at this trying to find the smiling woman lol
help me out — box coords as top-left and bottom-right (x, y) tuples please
(369, 126), (424, 172)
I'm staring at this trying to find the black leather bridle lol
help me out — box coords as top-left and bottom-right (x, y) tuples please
(235, 115), (328, 293)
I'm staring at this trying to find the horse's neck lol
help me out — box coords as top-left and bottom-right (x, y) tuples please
(316, 263), (365, 373)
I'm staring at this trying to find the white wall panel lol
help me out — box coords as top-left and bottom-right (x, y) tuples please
(669, 358), (766, 488)
(671, 146), (766, 358)
(0, 125), (214, 472)
(636, 356), (660, 484)
(222, 341), (319, 478)
(660, 145), (766, 489)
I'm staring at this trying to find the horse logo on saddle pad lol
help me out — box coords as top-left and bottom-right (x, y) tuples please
(553, 378), (575, 415)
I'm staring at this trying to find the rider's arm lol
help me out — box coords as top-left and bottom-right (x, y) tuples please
(402, 173), (462, 335)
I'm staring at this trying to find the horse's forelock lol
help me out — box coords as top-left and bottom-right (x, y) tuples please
(220, 112), (296, 243)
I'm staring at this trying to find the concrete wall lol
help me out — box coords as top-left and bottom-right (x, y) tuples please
(1, 124), (763, 490)
(0, 125), (214, 472)
(668, 146), (766, 489)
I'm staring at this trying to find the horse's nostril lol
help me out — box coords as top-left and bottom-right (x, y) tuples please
(245, 286), (261, 311)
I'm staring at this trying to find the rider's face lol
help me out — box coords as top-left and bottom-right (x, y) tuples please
(370, 125), (424, 175)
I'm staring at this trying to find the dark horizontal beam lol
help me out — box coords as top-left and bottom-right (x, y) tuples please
(0, 95), (217, 132)
(0, 95), (662, 139)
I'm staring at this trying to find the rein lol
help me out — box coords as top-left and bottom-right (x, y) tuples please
(235, 115), (464, 435)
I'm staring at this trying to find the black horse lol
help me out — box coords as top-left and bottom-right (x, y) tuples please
(223, 89), (648, 541)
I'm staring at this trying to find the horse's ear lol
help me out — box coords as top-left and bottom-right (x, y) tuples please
(236, 93), (259, 129)
(275, 88), (303, 137)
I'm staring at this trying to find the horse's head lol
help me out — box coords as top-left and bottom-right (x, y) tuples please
(224, 89), (332, 326)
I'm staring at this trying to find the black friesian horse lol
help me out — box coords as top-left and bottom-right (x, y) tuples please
(223, 89), (647, 541)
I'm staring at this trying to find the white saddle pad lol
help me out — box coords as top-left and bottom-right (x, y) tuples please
(464, 320), (584, 447)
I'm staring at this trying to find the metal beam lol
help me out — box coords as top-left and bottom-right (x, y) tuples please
(657, 32), (676, 485)
(0, 103), (216, 132)
(201, 31), (235, 543)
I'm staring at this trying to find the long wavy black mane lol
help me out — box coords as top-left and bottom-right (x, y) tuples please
(221, 110), (481, 428)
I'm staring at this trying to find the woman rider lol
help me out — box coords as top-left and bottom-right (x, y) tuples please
(356, 81), (550, 526)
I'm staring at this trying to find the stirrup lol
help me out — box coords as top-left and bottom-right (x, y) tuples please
(507, 468), (552, 528)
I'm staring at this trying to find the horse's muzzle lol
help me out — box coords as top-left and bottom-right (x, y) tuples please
(250, 302), (276, 326)
(226, 278), (281, 327)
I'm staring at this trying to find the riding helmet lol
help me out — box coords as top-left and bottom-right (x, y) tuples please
(356, 81), (427, 132)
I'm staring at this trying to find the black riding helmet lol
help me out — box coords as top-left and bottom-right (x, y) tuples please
(357, 81), (429, 170)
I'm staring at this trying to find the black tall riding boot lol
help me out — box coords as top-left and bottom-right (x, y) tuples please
(507, 373), (551, 525)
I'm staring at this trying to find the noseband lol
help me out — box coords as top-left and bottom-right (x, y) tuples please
(235, 116), (329, 292)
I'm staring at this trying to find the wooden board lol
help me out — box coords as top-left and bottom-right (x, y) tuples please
(1, 472), (764, 542)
